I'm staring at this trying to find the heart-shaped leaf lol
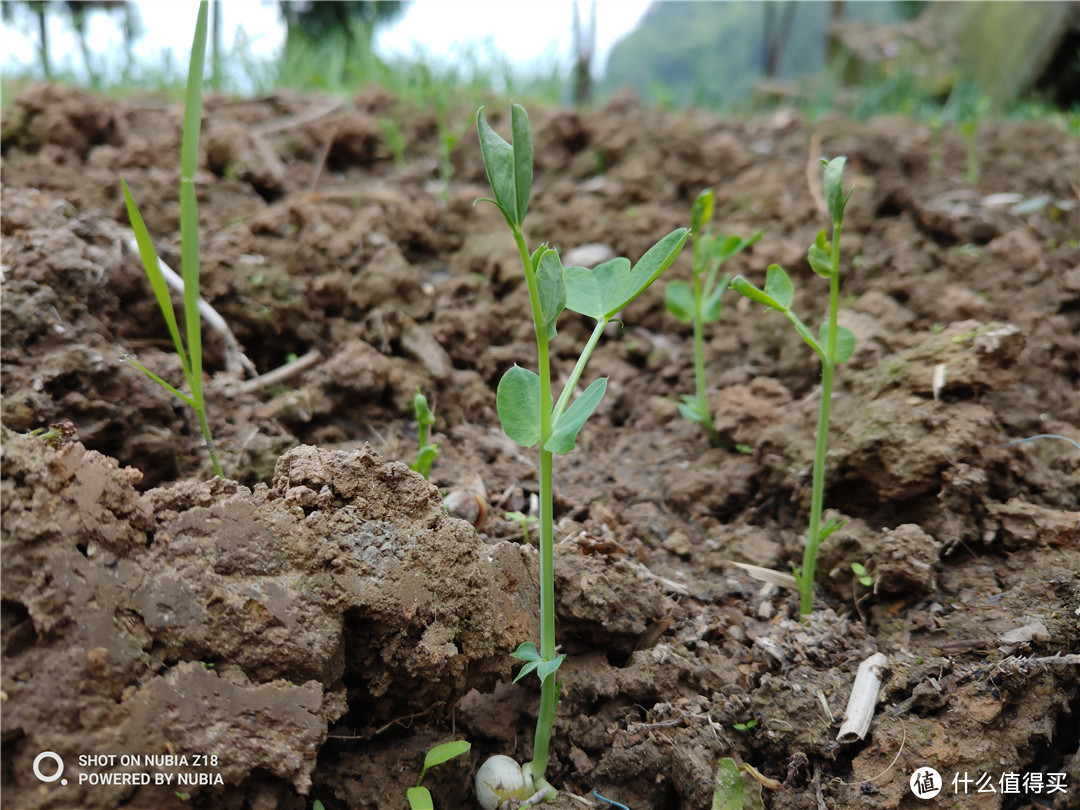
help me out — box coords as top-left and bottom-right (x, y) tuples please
(497, 366), (548, 448)
(763, 264), (794, 309)
(564, 257), (630, 320)
(546, 377), (607, 454)
(512, 641), (541, 662)
(535, 247), (566, 337)
(665, 280), (695, 323)
(613, 228), (690, 316)
(819, 323), (856, 364)
(536, 654), (565, 683)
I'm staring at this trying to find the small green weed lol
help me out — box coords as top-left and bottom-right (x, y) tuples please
(851, 562), (874, 588)
(411, 391), (438, 480)
(731, 157), (854, 617)
(505, 510), (539, 544)
(666, 188), (761, 447)
(120, 0), (222, 478)
(406, 740), (472, 810)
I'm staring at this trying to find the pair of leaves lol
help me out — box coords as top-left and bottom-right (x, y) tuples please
(512, 641), (565, 685)
(497, 366), (608, 454)
(476, 104), (532, 230)
(665, 275), (728, 325)
(730, 266), (855, 365)
(677, 395), (708, 425)
(564, 229), (689, 321)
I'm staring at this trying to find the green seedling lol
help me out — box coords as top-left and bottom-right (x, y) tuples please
(732, 718), (759, 733)
(851, 562), (874, 589)
(411, 390), (438, 480)
(666, 189), (762, 447)
(406, 740), (472, 810)
(505, 510), (538, 544)
(121, 0), (222, 478)
(731, 156), (854, 618)
(378, 117), (408, 169)
(475, 103), (688, 804)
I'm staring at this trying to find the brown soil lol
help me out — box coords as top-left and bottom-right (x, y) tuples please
(2, 83), (1078, 810)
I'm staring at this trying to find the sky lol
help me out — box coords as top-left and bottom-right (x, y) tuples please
(0, 1), (652, 87)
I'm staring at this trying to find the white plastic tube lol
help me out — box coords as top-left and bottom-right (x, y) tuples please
(837, 652), (888, 742)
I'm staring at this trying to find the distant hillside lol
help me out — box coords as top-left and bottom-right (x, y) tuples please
(601, 1), (904, 107)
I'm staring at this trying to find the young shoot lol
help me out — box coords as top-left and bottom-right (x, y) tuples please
(120, 0), (222, 478)
(411, 390), (438, 480)
(476, 103), (688, 803)
(406, 740), (472, 810)
(666, 189), (762, 447)
(730, 156), (854, 617)
(505, 510), (538, 544)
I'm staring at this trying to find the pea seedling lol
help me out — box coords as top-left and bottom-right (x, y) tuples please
(731, 157), (854, 617)
(406, 740), (471, 810)
(505, 510), (538, 544)
(411, 390), (438, 480)
(475, 103), (688, 805)
(121, 1), (222, 477)
(666, 189), (761, 447)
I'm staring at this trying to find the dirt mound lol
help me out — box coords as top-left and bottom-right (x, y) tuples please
(3, 82), (1078, 809)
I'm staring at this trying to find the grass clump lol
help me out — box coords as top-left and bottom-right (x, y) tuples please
(120, 0), (222, 478)
(475, 102), (687, 803)
(731, 156), (854, 617)
(666, 188), (761, 447)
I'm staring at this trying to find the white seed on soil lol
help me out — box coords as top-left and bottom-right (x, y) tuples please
(475, 755), (528, 810)
(443, 489), (487, 528)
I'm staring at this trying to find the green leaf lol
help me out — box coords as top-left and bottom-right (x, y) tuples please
(313, 802), (326, 810)
(677, 397), (705, 424)
(851, 562), (867, 577)
(496, 366), (546, 448)
(820, 323), (856, 364)
(536, 654), (565, 683)
(564, 257), (630, 320)
(818, 517), (847, 542)
(122, 179), (192, 380)
(513, 660), (539, 683)
(701, 274), (729, 323)
(535, 247), (566, 338)
(613, 228), (690, 316)
(546, 377), (607, 454)
(823, 156), (849, 225)
(712, 758), (744, 810)
(691, 188), (715, 233)
(476, 108), (518, 227)
(715, 230), (762, 264)
(807, 230), (833, 278)
(565, 229), (688, 321)
(406, 786), (434, 810)
(511, 641), (541, 662)
(414, 392), (435, 426)
(763, 265), (794, 310)
(510, 102), (533, 226)
(422, 740), (472, 773)
(665, 281), (695, 323)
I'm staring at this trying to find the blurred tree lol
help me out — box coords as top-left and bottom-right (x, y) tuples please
(572, 1), (597, 106)
(63, 1), (127, 88)
(277, 1), (404, 84)
(762, 1), (796, 77)
(1, 1), (51, 79)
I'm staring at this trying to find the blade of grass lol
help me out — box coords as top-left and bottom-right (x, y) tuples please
(181, 1), (209, 406)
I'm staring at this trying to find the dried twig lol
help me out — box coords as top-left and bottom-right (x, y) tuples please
(123, 237), (257, 378)
(223, 349), (322, 397)
(251, 98), (344, 137)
